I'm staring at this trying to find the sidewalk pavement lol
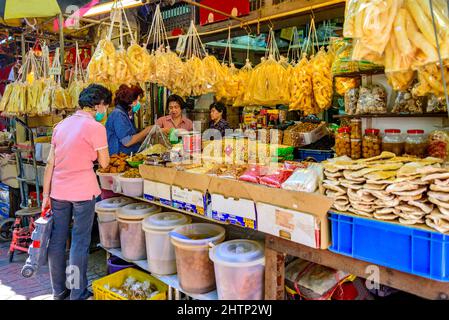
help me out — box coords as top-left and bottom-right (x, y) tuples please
(0, 240), (107, 300)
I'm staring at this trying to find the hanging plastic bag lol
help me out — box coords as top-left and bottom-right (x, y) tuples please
(138, 125), (172, 155)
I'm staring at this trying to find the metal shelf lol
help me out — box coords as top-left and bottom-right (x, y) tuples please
(333, 112), (448, 119)
(332, 69), (385, 78)
(98, 245), (219, 300)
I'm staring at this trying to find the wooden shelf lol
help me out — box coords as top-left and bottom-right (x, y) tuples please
(333, 112), (448, 119)
(98, 246), (219, 300)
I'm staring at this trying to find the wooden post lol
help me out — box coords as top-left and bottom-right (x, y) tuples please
(265, 236), (286, 300)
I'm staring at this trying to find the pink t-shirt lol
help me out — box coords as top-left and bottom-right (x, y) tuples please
(50, 110), (108, 202)
(156, 115), (193, 131)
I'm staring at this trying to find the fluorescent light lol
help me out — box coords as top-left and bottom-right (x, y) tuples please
(84, 0), (143, 17)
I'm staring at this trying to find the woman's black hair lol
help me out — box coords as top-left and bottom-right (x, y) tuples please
(167, 94), (185, 110)
(78, 84), (112, 108)
(209, 102), (227, 120)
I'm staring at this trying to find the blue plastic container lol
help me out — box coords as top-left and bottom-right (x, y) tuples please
(329, 212), (449, 282)
(298, 149), (334, 162)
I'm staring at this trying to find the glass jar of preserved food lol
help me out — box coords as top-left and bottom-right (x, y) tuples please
(351, 139), (362, 160)
(405, 129), (427, 158)
(335, 127), (351, 157)
(382, 129), (405, 156)
(350, 118), (362, 139)
(363, 129), (381, 158)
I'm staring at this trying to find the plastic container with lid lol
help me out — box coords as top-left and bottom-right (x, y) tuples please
(209, 239), (265, 300)
(335, 127), (351, 157)
(170, 223), (226, 294)
(350, 119), (362, 139)
(382, 129), (405, 156)
(362, 128), (381, 158)
(113, 175), (144, 197)
(95, 197), (135, 249)
(351, 139), (362, 159)
(405, 129), (427, 158)
(117, 203), (161, 261)
(142, 212), (192, 275)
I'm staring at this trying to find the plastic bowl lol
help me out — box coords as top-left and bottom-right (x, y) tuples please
(127, 160), (144, 168)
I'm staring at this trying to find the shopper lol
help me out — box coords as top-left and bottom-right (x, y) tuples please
(42, 84), (112, 300)
(105, 84), (152, 155)
(209, 101), (231, 137)
(156, 94), (193, 134)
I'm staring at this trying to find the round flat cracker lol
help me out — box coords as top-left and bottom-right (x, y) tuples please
(341, 182), (364, 190)
(375, 198), (400, 207)
(375, 208), (395, 215)
(430, 184), (449, 193)
(429, 196), (449, 209)
(434, 178), (449, 186)
(332, 203), (350, 212)
(374, 213), (398, 221)
(397, 194), (423, 202)
(399, 217), (424, 225)
(348, 207), (373, 217)
(427, 191), (449, 202)
(425, 218), (449, 234)
(422, 172), (449, 182)
(438, 206), (449, 217)
(323, 179), (340, 186)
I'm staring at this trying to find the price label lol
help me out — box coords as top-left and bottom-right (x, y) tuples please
(49, 67), (61, 75)
(175, 35), (187, 55)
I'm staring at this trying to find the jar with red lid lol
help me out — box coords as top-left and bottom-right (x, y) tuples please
(404, 129), (427, 158)
(363, 128), (381, 158)
(335, 127), (351, 157)
(382, 129), (404, 156)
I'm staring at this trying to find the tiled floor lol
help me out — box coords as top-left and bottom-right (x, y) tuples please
(0, 240), (107, 300)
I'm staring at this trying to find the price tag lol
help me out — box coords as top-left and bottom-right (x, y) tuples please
(49, 67), (61, 75)
(175, 35), (187, 55)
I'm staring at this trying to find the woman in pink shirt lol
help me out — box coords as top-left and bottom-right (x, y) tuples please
(42, 84), (112, 300)
(156, 94), (193, 134)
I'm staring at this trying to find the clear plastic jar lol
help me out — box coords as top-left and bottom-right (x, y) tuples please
(382, 129), (404, 156)
(405, 130), (427, 158)
(335, 127), (351, 157)
(351, 139), (362, 159)
(350, 119), (362, 139)
(363, 129), (381, 158)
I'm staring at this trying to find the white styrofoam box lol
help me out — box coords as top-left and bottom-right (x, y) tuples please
(256, 202), (319, 248)
(210, 193), (257, 229)
(143, 179), (172, 206)
(171, 186), (206, 216)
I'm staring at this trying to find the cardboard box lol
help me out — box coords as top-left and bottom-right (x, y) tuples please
(246, 184), (333, 249)
(298, 122), (328, 146)
(140, 165), (177, 206)
(208, 177), (257, 229)
(171, 171), (211, 216)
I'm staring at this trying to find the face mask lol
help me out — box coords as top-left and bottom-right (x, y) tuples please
(132, 102), (141, 113)
(95, 111), (105, 122)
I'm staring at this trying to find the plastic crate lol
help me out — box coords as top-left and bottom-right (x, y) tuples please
(329, 212), (449, 282)
(298, 149), (334, 162)
(92, 268), (168, 300)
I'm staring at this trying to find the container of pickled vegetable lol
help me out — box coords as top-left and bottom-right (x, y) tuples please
(382, 129), (404, 156)
(363, 129), (381, 158)
(335, 127), (351, 157)
(350, 119), (362, 139)
(405, 130), (427, 158)
(351, 139), (362, 159)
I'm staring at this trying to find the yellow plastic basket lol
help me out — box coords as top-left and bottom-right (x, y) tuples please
(92, 268), (167, 300)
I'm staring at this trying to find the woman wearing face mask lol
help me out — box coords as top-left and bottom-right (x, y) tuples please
(105, 84), (152, 155)
(42, 84), (112, 300)
(209, 102), (231, 137)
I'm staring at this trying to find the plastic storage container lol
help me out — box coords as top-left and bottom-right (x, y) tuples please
(329, 212), (449, 282)
(350, 139), (362, 160)
(335, 127), (351, 157)
(92, 267), (168, 300)
(97, 171), (119, 191)
(405, 129), (427, 158)
(96, 197), (135, 249)
(298, 149), (334, 162)
(107, 255), (134, 274)
(170, 223), (226, 294)
(350, 119), (362, 139)
(362, 129), (381, 158)
(209, 240), (265, 300)
(117, 203), (161, 261)
(142, 212), (192, 275)
(115, 175), (144, 197)
(382, 129), (404, 156)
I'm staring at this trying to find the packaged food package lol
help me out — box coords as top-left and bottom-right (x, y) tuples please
(331, 38), (359, 75)
(289, 55), (313, 112)
(281, 168), (319, 193)
(284, 258), (353, 300)
(138, 125), (172, 154)
(386, 71), (416, 91)
(335, 77), (360, 96)
(233, 59), (253, 107)
(356, 85), (387, 114)
(413, 62), (449, 98)
(392, 88), (426, 114)
(259, 168), (294, 188)
(344, 87), (359, 115)
(238, 165), (270, 184)
(312, 48), (333, 111)
(428, 129), (449, 161)
(283, 161), (309, 171)
(127, 43), (152, 83)
(426, 94), (447, 113)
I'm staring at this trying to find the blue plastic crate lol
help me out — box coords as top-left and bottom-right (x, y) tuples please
(298, 149), (334, 162)
(329, 211), (449, 282)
